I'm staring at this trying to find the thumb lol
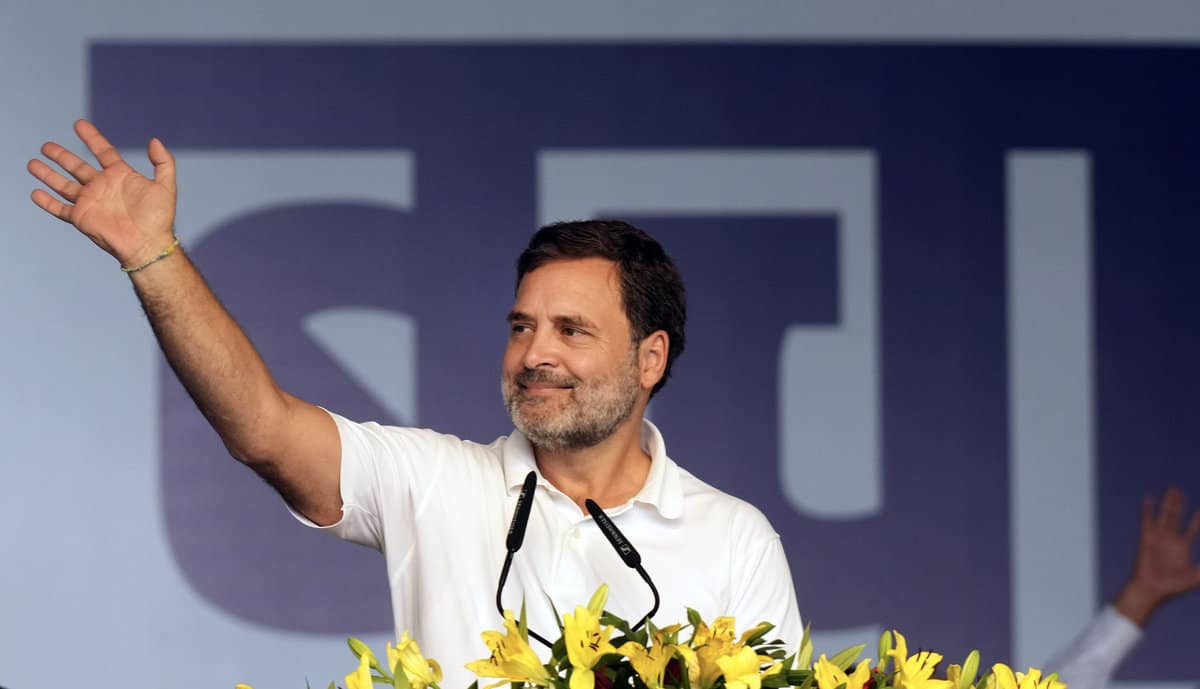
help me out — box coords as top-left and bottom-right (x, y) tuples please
(147, 137), (176, 193)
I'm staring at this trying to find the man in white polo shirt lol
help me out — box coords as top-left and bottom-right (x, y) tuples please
(27, 121), (803, 687)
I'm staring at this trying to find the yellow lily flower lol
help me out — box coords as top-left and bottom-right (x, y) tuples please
(618, 625), (693, 689)
(691, 616), (741, 689)
(234, 684), (254, 689)
(620, 641), (672, 689)
(813, 656), (873, 689)
(717, 644), (782, 689)
(388, 632), (443, 689)
(346, 652), (373, 689)
(693, 616), (738, 647)
(466, 611), (553, 689)
(675, 643), (701, 686)
(991, 664), (1066, 689)
(887, 631), (954, 689)
(947, 665), (962, 688)
(563, 603), (618, 689)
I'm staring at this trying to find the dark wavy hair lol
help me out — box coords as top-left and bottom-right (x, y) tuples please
(515, 220), (687, 397)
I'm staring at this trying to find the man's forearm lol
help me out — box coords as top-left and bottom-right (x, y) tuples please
(130, 248), (288, 464)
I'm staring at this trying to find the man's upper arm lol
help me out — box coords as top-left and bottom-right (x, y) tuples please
(255, 392), (344, 526)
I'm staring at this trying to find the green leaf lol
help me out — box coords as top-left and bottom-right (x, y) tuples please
(959, 650), (980, 689)
(877, 631), (894, 673)
(645, 617), (659, 642)
(348, 637), (371, 659)
(546, 596), (566, 633)
(687, 608), (703, 629)
(601, 612), (634, 636)
(348, 638), (387, 676)
(780, 652), (796, 674)
(797, 623), (814, 670)
(551, 637), (568, 667)
(827, 644), (866, 672)
(392, 666), (412, 689)
(742, 622), (775, 647)
(327, 682), (337, 689)
(587, 584), (610, 616)
(678, 653), (693, 689)
(519, 600), (530, 641)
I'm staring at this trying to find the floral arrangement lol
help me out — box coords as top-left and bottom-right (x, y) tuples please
(238, 586), (1063, 689)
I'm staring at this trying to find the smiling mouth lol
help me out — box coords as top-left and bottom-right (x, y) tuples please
(519, 383), (572, 394)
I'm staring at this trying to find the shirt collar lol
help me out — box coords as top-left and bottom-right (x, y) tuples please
(501, 419), (684, 520)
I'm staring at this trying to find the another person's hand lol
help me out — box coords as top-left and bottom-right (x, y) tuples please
(1114, 486), (1200, 626)
(27, 119), (177, 269)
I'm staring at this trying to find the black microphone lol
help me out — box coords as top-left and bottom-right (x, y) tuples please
(495, 471), (554, 648)
(584, 498), (660, 631)
(506, 471), (538, 551)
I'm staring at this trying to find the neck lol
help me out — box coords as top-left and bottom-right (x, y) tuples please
(534, 414), (652, 514)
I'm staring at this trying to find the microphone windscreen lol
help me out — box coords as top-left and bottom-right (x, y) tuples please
(585, 498), (642, 567)
(506, 471), (538, 551)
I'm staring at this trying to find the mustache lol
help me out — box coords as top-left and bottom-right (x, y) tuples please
(513, 369), (579, 388)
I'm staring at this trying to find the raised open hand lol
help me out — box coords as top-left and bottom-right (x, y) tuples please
(28, 119), (177, 268)
(1115, 486), (1200, 625)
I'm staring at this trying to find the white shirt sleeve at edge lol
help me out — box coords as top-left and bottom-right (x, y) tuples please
(1042, 606), (1143, 689)
(282, 408), (386, 550)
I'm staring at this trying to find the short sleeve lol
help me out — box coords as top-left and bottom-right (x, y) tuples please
(287, 409), (454, 554)
(728, 512), (804, 649)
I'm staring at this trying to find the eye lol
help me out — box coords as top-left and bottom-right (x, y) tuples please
(510, 323), (531, 334)
(561, 326), (583, 337)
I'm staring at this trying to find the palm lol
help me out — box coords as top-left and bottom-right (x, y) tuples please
(71, 163), (174, 252)
(1136, 530), (1198, 595)
(1132, 487), (1200, 600)
(28, 119), (177, 265)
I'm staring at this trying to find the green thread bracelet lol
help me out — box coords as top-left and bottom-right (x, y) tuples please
(121, 237), (181, 274)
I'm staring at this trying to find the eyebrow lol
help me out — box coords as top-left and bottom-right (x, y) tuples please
(506, 311), (599, 330)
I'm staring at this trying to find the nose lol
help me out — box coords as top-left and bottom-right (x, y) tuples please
(519, 326), (561, 370)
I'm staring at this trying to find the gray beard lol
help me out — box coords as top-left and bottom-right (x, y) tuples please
(501, 356), (640, 452)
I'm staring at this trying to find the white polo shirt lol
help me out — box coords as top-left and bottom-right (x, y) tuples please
(296, 411), (803, 689)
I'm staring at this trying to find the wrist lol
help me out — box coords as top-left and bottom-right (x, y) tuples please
(1113, 580), (1164, 627)
(121, 235), (181, 274)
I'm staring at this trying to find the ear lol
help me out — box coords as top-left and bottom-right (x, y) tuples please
(638, 330), (669, 391)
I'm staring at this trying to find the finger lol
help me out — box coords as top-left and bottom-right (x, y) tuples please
(40, 141), (98, 183)
(30, 188), (74, 222)
(148, 137), (176, 193)
(27, 159), (83, 201)
(1160, 486), (1184, 529)
(74, 118), (124, 169)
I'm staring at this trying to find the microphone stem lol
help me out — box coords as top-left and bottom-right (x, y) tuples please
(496, 550), (555, 649)
(630, 564), (661, 632)
(496, 551), (515, 616)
